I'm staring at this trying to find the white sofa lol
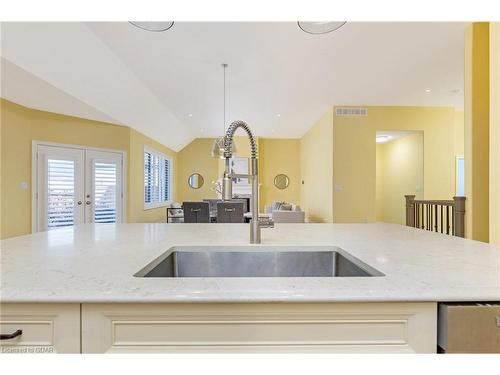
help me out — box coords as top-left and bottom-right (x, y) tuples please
(264, 202), (305, 223)
(167, 202), (184, 223)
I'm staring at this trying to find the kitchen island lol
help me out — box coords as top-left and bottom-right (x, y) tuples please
(1, 223), (499, 353)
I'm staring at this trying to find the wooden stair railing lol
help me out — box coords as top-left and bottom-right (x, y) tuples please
(405, 195), (466, 238)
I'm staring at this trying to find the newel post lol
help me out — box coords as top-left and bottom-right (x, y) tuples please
(453, 196), (466, 238)
(405, 195), (416, 228)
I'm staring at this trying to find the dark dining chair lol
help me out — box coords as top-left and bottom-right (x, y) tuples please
(216, 202), (245, 223)
(183, 202), (210, 223)
(203, 198), (223, 217)
(230, 198), (248, 213)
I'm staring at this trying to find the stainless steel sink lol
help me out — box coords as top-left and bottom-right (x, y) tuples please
(134, 246), (384, 278)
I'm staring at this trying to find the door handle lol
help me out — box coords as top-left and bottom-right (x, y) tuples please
(85, 201), (92, 205)
(1, 329), (22, 340)
(77, 201), (82, 205)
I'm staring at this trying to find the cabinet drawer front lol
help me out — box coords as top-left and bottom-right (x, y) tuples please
(0, 304), (80, 354)
(112, 319), (408, 347)
(83, 303), (436, 353)
(438, 303), (500, 353)
(0, 321), (53, 347)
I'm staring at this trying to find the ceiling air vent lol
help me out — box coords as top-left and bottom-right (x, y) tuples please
(335, 107), (368, 116)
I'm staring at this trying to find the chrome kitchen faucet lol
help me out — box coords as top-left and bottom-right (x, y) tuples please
(220, 120), (274, 243)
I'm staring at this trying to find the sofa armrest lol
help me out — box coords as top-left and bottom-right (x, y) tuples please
(272, 210), (305, 223)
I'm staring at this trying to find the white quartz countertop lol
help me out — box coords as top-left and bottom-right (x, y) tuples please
(1, 223), (500, 303)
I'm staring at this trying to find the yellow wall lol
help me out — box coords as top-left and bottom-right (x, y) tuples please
(1, 99), (129, 238)
(0, 96), (317, 238)
(376, 133), (424, 224)
(464, 23), (490, 242)
(0, 99), (178, 238)
(1, 99), (470, 236)
(259, 138), (301, 212)
(176, 136), (301, 211)
(0, 100), (33, 238)
(454, 111), (465, 157)
(128, 129), (178, 223)
(177, 138), (219, 203)
(490, 22), (500, 245)
(333, 106), (457, 223)
(333, 109), (375, 223)
(375, 145), (384, 222)
(300, 109), (334, 223)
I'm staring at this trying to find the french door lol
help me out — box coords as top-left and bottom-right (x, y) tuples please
(34, 143), (124, 232)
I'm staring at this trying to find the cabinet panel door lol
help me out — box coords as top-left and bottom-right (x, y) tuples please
(0, 304), (80, 354)
(82, 302), (436, 353)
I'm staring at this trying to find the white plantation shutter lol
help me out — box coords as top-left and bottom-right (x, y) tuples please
(94, 162), (117, 223)
(46, 159), (76, 229)
(164, 158), (170, 201)
(144, 148), (172, 208)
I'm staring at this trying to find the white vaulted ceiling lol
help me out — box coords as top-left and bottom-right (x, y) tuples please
(1, 22), (466, 151)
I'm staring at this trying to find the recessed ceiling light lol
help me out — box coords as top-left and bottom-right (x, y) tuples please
(297, 21), (347, 35)
(376, 135), (390, 143)
(277, 114), (281, 118)
(129, 22), (174, 32)
(188, 114), (193, 117)
(200, 128), (204, 133)
(271, 129), (275, 133)
(425, 89), (432, 93)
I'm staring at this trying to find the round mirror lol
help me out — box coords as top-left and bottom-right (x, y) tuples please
(274, 174), (290, 190)
(188, 173), (204, 189)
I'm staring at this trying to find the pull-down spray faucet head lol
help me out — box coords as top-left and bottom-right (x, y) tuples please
(216, 120), (272, 244)
(221, 120), (258, 201)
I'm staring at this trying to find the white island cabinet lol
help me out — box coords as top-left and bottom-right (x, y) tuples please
(1, 302), (436, 353)
(80, 302), (436, 353)
(2, 223), (500, 354)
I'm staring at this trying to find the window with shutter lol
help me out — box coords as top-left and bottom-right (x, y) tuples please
(47, 159), (76, 229)
(144, 147), (172, 209)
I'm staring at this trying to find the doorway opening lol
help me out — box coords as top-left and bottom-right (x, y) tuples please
(32, 142), (125, 232)
(376, 130), (424, 224)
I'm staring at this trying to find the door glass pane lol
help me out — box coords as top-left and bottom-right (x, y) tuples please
(94, 162), (117, 223)
(47, 159), (75, 229)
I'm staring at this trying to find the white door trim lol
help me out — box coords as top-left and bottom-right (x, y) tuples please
(32, 140), (127, 233)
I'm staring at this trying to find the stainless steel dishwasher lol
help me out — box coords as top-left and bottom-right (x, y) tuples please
(438, 302), (500, 353)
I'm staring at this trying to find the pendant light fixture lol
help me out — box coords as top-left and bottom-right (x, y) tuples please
(129, 22), (174, 32)
(211, 63), (237, 158)
(297, 21), (346, 34)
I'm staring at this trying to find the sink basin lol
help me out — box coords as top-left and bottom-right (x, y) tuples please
(134, 246), (384, 278)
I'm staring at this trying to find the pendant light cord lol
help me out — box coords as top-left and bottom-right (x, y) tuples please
(223, 65), (225, 132)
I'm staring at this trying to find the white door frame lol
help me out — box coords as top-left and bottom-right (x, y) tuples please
(32, 140), (127, 233)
